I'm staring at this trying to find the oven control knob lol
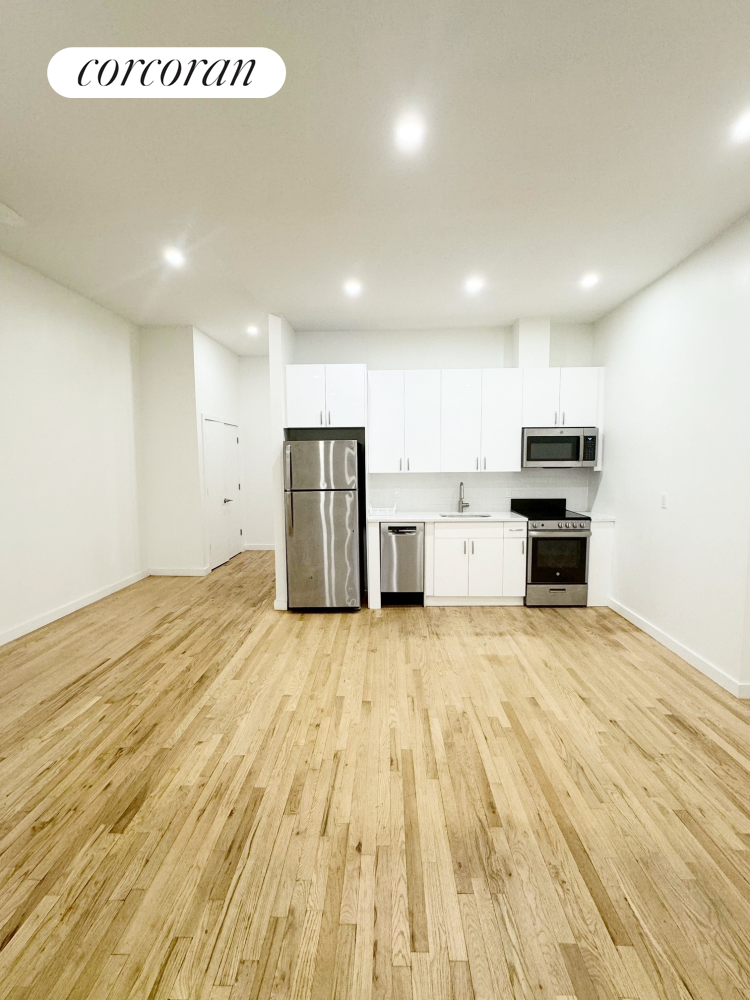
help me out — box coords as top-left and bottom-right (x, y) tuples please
(578, 522), (584, 528)
(564, 521), (570, 528)
(558, 521), (564, 527)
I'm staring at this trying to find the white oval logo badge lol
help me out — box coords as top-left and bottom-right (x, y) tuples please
(48, 47), (285, 98)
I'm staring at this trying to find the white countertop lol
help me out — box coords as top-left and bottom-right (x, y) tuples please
(367, 510), (528, 524)
(580, 511), (616, 522)
(367, 509), (615, 524)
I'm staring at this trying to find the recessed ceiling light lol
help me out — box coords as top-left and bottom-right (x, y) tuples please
(464, 275), (485, 295)
(394, 112), (426, 154)
(344, 279), (362, 297)
(163, 247), (185, 268)
(731, 109), (750, 144)
(247, 325), (259, 335)
(580, 272), (600, 289)
(0, 201), (25, 227)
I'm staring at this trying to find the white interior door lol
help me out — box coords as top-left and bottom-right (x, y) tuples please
(325, 364), (366, 426)
(205, 419), (242, 570)
(368, 370), (405, 472)
(522, 368), (561, 427)
(559, 367), (600, 426)
(404, 369), (441, 472)
(468, 537), (504, 596)
(440, 369), (482, 472)
(285, 364), (326, 427)
(481, 368), (523, 471)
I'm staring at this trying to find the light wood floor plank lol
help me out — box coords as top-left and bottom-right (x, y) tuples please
(1, 551), (750, 999)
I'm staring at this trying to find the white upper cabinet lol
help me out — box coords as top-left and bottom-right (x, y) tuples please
(481, 368), (522, 472)
(366, 365), (603, 473)
(368, 370), (405, 472)
(325, 364), (367, 426)
(521, 368), (561, 427)
(522, 367), (602, 428)
(285, 364), (366, 428)
(285, 364), (326, 427)
(559, 367), (600, 426)
(440, 369), (482, 472)
(404, 370), (441, 472)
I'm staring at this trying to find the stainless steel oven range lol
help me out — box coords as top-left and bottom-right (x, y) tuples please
(510, 499), (591, 606)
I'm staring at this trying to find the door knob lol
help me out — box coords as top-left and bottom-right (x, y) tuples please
(223, 498), (232, 503)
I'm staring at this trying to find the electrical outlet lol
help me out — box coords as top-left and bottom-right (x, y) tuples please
(660, 493), (668, 509)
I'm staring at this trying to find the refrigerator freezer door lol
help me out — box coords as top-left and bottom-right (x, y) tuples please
(286, 490), (360, 609)
(284, 440), (357, 491)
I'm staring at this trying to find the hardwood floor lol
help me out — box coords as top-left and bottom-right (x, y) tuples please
(2, 551), (750, 999)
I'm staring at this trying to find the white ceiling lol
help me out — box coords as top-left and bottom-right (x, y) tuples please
(2, 0), (750, 356)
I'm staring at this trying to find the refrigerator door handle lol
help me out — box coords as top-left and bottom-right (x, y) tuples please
(286, 491), (294, 532)
(284, 444), (293, 489)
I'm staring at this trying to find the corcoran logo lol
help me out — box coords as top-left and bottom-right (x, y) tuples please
(47, 47), (286, 98)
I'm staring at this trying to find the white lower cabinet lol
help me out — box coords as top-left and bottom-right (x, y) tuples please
(468, 537), (504, 597)
(432, 522), (527, 600)
(433, 538), (469, 596)
(502, 537), (527, 597)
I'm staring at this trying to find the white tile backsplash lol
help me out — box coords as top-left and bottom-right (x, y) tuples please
(368, 470), (592, 514)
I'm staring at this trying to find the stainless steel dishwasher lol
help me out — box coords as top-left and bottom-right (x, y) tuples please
(380, 522), (425, 602)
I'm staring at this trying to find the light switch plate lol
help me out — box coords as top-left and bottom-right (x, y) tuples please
(660, 493), (668, 509)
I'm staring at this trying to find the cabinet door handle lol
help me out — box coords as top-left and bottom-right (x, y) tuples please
(407, 458), (410, 471)
(399, 458), (402, 471)
(554, 411), (558, 425)
(320, 411), (323, 425)
(483, 457), (486, 470)
(463, 541), (467, 555)
(328, 410), (331, 425)
(476, 457), (479, 470)
(471, 541), (474, 554)
(522, 541), (525, 555)
(562, 411), (565, 425)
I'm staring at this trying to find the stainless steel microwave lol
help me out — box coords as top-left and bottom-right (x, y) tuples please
(522, 427), (598, 468)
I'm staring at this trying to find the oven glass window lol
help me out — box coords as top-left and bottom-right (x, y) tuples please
(526, 435), (580, 463)
(529, 536), (588, 585)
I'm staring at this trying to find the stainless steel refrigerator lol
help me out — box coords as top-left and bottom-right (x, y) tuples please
(284, 440), (360, 610)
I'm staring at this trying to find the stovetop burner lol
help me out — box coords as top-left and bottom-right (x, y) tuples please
(510, 498), (591, 532)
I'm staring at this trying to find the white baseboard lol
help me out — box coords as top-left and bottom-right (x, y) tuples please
(424, 596), (524, 607)
(608, 598), (747, 698)
(244, 543), (275, 551)
(0, 570), (149, 649)
(149, 566), (211, 577)
(274, 599), (288, 611)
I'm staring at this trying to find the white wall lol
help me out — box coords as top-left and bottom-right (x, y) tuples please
(193, 328), (239, 426)
(293, 323), (593, 370)
(594, 214), (750, 695)
(239, 356), (274, 548)
(293, 327), (509, 368)
(0, 252), (143, 645)
(269, 314), (296, 608)
(137, 326), (205, 575)
(549, 323), (595, 366)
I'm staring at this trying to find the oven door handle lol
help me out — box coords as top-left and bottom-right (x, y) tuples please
(528, 530), (591, 539)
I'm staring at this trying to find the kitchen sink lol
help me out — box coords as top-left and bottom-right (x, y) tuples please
(439, 512), (492, 518)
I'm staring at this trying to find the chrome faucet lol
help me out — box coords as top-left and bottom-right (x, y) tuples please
(458, 481), (470, 513)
